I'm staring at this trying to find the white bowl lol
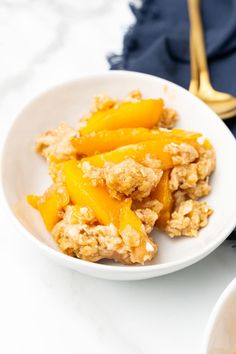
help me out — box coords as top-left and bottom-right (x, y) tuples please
(202, 277), (236, 354)
(1, 71), (236, 280)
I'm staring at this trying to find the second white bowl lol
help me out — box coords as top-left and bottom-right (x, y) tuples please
(202, 277), (236, 354)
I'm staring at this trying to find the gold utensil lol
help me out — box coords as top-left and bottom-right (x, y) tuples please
(189, 28), (198, 97)
(188, 0), (236, 119)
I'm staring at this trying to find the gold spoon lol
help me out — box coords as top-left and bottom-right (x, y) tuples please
(189, 30), (236, 118)
(188, 0), (236, 119)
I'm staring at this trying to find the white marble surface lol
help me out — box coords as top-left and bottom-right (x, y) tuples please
(0, 1), (236, 353)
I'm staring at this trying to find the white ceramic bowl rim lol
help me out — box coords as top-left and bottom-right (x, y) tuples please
(1, 71), (236, 276)
(202, 277), (236, 353)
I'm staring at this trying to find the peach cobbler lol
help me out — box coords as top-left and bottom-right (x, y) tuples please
(27, 90), (216, 265)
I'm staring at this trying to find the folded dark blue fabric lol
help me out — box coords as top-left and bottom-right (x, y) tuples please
(109, 0), (236, 239)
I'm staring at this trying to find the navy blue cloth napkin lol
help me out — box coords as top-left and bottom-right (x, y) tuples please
(109, 0), (236, 239)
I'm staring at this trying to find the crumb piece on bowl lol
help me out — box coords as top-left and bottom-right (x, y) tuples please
(173, 179), (211, 207)
(185, 179), (211, 199)
(169, 164), (199, 191)
(66, 205), (97, 225)
(92, 94), (118, 113)
(164, 143), (199, 165)
(166, 200), (213, 237)
(35, 122), (77, 161)
(80, 161), (104, 186)
(133, 198), (163, 215)
(159, 108), (177, 128)
(141, 154), (162, 171)
(133, 199), (163, 233)
(125, 89), (143, 101)
(173, 190), (188, 206)
(49, 162), (65, 184)
(135, 208), (158, 234)
(169, 143), (215, 193)
(197, 146), (216, 180)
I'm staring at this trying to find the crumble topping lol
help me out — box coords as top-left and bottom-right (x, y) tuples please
(133, 198), (163, 215)
(63, 205), (97, 225)
(52, 205), (157, 264)
(135, 208), (158, 234)
(169, 144), (215, 202)
(197, 146), (216, 180)
(35, 122), (77, 161)
(164, 143), (199, 165)
(92, 94), (118, 113)
(173, 179), (211, 207)
(185, 179), (211, 200)
(159, 108), (177, 129)
(133, 199), (163, 233)
(80, 161), (104, 186)
(91, 90), (143, 113)
(82, 158), (163, 201)
(141, 154), (162, 171)
(169, 164), (199, 191)
(125, 89), (143, 102)
(166, 200), (213, 237)
(41, 183), (69, 208)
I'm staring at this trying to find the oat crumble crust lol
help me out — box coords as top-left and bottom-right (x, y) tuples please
(135, 208), (159, 234)
(52, 205), (157, 264)
(92, 94), (118, 113)
(173, 180), (211, 204)
(35, 122), (77, 161)
(81, 157), (163, 201)
(169, 164), (199, 191)
(164, 143), (199, 165)
(91, 90), (143, 114)
(168, 145), (215, 193)
(159, 108), (177, 128)
(166, 200), (213, 237)
(133, 198), (163, 233)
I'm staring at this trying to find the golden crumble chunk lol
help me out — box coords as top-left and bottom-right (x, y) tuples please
(133, 198), (163, 215)
(52, 205), (157, 264)
(169, 144), (215, 200)
(80, 161), (104, 186)
(197, 146), (216, 180)
(173, 179), (211, 207)
(164, 143), (199, 165)
(159, 108), (177, 128)
(126, 89), (143, 101)
(185, 179), (211, 200)
(166, 200), (213, 237)
(135, 208), (158, 234)
(169, 164), (199, 191)
(133, 199), (163, 233)
(82, 158), (163, 201)
(92, 94), (118, 113)
(35, 122), (77, 161)
(103, 159), (162, 201)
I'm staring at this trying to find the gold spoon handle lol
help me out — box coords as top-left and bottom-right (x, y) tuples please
(189, 28), (199, 94)
(187, 0), (210, 84)
(188, 0), (232, 101)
